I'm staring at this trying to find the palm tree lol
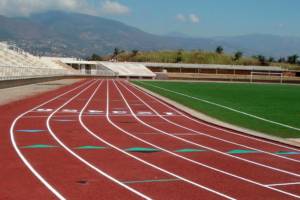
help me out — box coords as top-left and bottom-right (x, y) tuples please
(234, 51), (243, 61)
(131, 49), (139, 56)
(216, 46), (224, 54)
(287, 54), (299, 64)
(257, 55), (268, 66)
(268, 57), (275, 63)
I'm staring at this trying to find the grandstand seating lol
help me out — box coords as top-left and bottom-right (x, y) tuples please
(99, 62), (155, 78)
(0, 42), (78, 80)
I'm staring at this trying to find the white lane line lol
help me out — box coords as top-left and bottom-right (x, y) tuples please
(113, 80), (300, 199)
(267, 182), (300, 187)
(80, 80), (235, 200)
(136, 81), (300, 132)
(131, 81), (300, 161)
(78, 80), (152, 200)
(119, 81), (300, 174)
(47, 80), (152, 200)
(10, 79), (94, 200)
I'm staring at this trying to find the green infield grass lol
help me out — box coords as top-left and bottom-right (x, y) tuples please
(132, 81), (300, 138)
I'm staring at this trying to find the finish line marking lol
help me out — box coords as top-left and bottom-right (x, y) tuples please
(122, 178), (181, 185)
(266, 182), (300, 187)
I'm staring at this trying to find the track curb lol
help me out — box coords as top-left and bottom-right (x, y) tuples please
(132, 82), (300, 149)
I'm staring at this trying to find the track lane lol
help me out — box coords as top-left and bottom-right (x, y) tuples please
(46, 80), (152, 200)
(107, 80), (299, 199)
(5, 79), (91, 199)
(128, 81), (300, 160)
(79, 80), (232, 200)
(117, 80), (300, 175)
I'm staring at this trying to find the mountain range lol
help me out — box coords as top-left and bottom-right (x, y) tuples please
(0, 11), (299, 58)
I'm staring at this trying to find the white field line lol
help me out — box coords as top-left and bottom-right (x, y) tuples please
(136, 81), (300, 132)
(46, 80), (152, 200)
(113, 80), (300, 199)
(120, 81), (300, 165)
(267, 182), (300, 187)
(78, 79), (235, 200)
(131, 81), (300, 157)
(10, 79), (94, 200)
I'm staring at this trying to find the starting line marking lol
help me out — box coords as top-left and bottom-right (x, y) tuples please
(266, 182), (300, 187)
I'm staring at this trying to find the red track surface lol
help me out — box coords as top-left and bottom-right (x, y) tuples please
(1, 79), (300, 200)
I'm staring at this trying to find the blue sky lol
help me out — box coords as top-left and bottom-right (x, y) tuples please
(109, 0), (300, 37)
(1, 0), (300, 37)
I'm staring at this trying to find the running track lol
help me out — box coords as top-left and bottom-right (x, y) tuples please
(1, 79), (300, 199)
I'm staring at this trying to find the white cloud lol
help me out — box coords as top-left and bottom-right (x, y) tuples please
(0, 0), (130, 17)
(101, 1), (130, 15)
(176, 14), (186, 22)
(176, 13), (200, 24)
(189, 14), (200, 23)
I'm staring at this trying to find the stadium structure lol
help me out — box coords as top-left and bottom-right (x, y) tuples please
(1, 41), (300, 84)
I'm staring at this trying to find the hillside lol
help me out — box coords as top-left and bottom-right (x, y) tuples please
(105, 50), (300, 69)
(0, 11), (299, 58)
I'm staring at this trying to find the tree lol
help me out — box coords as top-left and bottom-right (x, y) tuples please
(113, 48), (120, 57)
(87, 54), (103, 61)
(131, 49), (139, 56)
(287, 54), (299, 64)
(257, 55), (268, 66)
(268, 57), (275, 63)
(216, 46), (224, 54)
(234, 51), (243, 61)
(278, 57), (286, 63)
(175, 50), (183, 63)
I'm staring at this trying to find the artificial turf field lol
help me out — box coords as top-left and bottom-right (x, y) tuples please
(133, 81), (300, 138)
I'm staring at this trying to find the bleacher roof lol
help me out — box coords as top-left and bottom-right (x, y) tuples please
(135, 62), (285, 72)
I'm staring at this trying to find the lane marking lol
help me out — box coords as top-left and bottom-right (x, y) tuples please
(125, 81), (300, 164)
(10, 79), (93, 200)
(175, 149), (206, 153)
(136, 81), (300, 132)
(79, 80), (235, 200)
(125, 147), (161, 153)
(36, 108), (53, 112)
(267, 182), (300, 187)
(62, 109), (78, 113)
(120, 81), (300, 176)
(21, 144), (58, 149)
(114, 80), (300, 199)
(75, 146), (106, 150)
(132, 81), (300, 155)
(76, 81), (153, 200)
(123, 178), (181, 185)
(227, 150), (258, 155)
(16, 129), (45, 133)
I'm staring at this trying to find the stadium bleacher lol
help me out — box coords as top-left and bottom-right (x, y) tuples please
(99, 61), (156, 78)
(0, 42), (78, 80)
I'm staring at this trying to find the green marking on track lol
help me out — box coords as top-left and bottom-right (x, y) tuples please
(125, 147), (160, 153)
(275, 151), (300, 155)
(227, 149), (258, 154)
(75, 146), (106, 150)
(175, 148), (206, 153)
(21, 144), (58, 149)
(123, 178), (180, 185)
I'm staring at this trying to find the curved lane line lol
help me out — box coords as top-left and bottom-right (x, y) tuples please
(119, 81), (300, 170)
(130, 81), (300, 160)
(112, 80), (300, 199)
(135, 81), (300, 132)
(134, 81), (299, 151)
(79, 80), (235, 200)
(10, 79), (93, 200)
